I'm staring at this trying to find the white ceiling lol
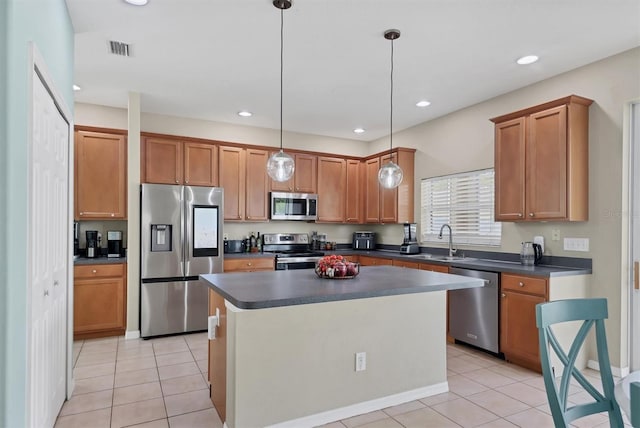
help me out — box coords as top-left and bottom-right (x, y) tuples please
(66, 0), (640, 142)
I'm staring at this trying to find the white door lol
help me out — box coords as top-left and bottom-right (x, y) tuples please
(27, 65), (70, 427)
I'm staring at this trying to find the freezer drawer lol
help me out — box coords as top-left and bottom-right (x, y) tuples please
(141, 280), (208, 338)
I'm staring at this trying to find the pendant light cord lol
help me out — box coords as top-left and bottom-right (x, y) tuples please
(389, 37), (394, 158)
(280, 7), (284, 152)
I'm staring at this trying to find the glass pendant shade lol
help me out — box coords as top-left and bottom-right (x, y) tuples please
(267, 149), (295, 182)
(378, 161), (403, 189)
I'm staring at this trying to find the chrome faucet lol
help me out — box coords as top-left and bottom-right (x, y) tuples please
(438, 224), (456, 257)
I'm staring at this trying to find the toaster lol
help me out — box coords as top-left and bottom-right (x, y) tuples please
(224, 239), (246, 254)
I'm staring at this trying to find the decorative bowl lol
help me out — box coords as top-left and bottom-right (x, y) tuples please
(315, 255), (359, 279)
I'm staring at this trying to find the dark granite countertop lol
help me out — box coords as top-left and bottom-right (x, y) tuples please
(74, 256), (127, 265)
(221, 249), (590, 278)
(201, 266), (484, 310)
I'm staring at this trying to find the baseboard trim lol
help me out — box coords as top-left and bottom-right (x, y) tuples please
(264, 382), (449, 428)
(125, 330), (140, 340)
(587, 359), (629, 378)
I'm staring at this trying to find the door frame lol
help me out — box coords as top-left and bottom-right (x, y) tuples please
(25, 42), (75, 422)
(627, 99), (640, 371)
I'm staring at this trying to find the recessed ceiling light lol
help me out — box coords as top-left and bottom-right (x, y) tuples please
(73, 84), (81, 91)
(416, 100), (431, 107)
(516, 55), (539, 65)
(353, 128), (365, 134)
(238, 111), (252, 117)
(124, 0), (148, 5)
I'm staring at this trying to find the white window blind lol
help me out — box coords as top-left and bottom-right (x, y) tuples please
(421, 169), (501, 246)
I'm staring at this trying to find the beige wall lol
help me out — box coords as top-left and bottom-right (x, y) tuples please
(74, 46), (640, 366)
(368, 47), (640, 368)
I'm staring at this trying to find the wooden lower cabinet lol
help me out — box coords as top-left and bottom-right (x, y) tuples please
(208, 289), (227, 421)
(392, 259), (421, 269)
(420, 263), (449, 273)
(73, 263), (127, 339)
(500, 273), (548, 372)
(223, 257), (274, 272)
(359, 255), (393, 266)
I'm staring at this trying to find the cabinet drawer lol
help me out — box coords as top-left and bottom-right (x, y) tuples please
(224, 257), (274, 272)
(502, 273), (547, 296)
(74, 263), (125, 279)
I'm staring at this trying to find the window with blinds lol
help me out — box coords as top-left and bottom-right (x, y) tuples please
(420, 169), (501, 246)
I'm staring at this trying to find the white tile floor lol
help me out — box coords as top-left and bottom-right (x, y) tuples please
(55, 334), (631, 428)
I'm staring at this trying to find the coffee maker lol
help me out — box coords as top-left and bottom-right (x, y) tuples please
(86, 230), (99, 258)
(399, 223), (420, 254)
(107, 230), (123, 258)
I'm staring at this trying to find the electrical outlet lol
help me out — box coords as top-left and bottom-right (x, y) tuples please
(551, 229), (561, 241)
(355, 352), (366, 372)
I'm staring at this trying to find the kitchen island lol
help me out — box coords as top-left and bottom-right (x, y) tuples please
(201, 266), (483, 428)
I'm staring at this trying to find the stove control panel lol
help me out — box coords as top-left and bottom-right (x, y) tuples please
(263, 233), (309, 245)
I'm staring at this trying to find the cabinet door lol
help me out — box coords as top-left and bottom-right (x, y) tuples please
(494, 117), (526, 221)
(364, 158), (380, 223)
(184, 142), (218, 186)
(245, 149), (269, 221)
(294, 153), (317, 193)
(380, 153), (398, 223)
(420, 263), (449, 273)
(317, 156), (346, 222)
(143, 137), (183, 184)
(359, 256), (393, 266)
(75, 131), (127, 219)
(345, 160), (362, 223)
(74, 276), (125, 335)
(209, 289), (227, 421)
(219, 146), (245, 221)
(224, 257), (274, 272)
(392, 260), (420, 269)
(500, 290), (544, 370)
(527, 105), (567, 220)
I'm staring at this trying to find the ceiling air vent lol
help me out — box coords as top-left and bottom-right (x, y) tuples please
(109, 41), (131, 57)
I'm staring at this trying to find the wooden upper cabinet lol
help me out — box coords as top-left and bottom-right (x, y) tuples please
(219, 146), (246, 221)
(364, 157), (381, 223)
(75, 130), (127, 220)
(491, 95), (592, 222)
(142, 136), (217, 186)
(494, 118), (526, 220)
(317, 156), (346, 222)
(184, 142), (218, 186)
(270, 152), (317, 193)
(345, 159), (362, 223)
(364, 149), (415, 224)
(245, 149), (269, 221)
(142, 137), (182, 184)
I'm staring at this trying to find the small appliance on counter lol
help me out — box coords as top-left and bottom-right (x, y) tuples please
(73, 222), (80, 259)
(520, 241), (543, 265)
(86, 230), (99, 258)
(311, 231), (327, 251)
(352, 231), (375, 250)
(107, 230), (123, 258)
(224, 239), (246, 254)
(399, 223), (420, 254)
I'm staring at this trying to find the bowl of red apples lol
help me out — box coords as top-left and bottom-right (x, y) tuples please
(315, 255), (359, 279)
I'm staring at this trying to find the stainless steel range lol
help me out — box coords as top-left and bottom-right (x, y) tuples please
(262, 233), (325, 270)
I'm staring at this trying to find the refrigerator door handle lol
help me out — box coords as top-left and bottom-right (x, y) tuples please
(180, 186), (186, 277)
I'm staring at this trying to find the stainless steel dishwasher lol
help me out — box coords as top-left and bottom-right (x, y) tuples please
(448, 267), (500, 353)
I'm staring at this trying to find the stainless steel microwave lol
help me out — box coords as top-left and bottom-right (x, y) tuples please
(270, 192), (318, 221)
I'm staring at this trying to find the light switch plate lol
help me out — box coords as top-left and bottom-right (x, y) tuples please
(564, 238), (589, 252)
(551, 229), (561, 241)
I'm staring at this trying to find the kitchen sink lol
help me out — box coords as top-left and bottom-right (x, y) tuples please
(408, 254), (476, 262)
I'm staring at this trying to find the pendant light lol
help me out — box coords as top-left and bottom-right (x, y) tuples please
(378, 29), (403, 189)
(266, 0), (295, 182)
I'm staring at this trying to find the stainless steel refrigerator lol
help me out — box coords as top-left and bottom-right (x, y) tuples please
(140, 184), (223, 338)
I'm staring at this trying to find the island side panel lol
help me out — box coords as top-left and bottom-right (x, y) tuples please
(227, 291), (447, 428)
(208, 289), (227, 421)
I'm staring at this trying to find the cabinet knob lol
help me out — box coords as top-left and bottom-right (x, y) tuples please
(185, 180), (189, 184)
(247, 216), (251, 219)
(529, 213), (534, 217)
(175, 180), (179, 184)
(92, 269), (97, 274)
(518, 213), (523, 218)
(518, 282), (524, 287)
(80, 212), (84, 216)
(247, 262), (252, 266)
(501, 293), (506, 298)
(111, 213), (115, 217)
